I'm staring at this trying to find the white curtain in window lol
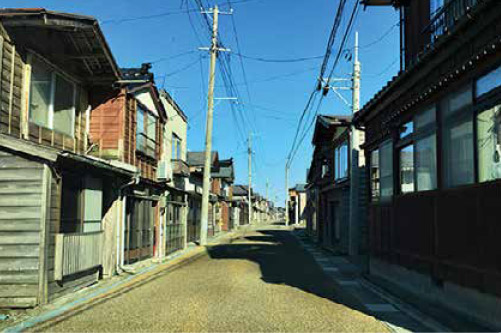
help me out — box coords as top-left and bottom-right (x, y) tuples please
(478, 104), (501, 182)
(416, 134), (437, 190)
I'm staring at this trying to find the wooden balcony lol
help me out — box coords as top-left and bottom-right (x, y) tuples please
(54, 231), (103, 281)
(172, 159), (190, 177)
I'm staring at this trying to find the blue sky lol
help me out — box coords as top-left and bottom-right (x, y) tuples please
(5, 0), (400, 206)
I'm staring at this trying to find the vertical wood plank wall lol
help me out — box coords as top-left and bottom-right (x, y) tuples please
(0, 150), (44, 307)
(0, 28), (23, 138)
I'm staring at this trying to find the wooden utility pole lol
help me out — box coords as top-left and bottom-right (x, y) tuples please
(248, 132), (252, 225)
(200, 6), (219, 246)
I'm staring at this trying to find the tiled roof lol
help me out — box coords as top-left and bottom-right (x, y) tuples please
(187, 151), (218, 167)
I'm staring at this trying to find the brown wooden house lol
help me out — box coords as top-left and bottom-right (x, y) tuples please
(89, 65), (167, 266)
(356, 0), (501, 328)
(0, 9), (137, 307)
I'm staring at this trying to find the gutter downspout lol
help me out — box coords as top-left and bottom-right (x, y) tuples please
(116, 174), (140, 274)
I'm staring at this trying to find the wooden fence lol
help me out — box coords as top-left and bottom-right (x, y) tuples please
(54, 232), (103, 281)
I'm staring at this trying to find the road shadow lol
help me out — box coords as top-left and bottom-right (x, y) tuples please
(207, 228), (431, 332)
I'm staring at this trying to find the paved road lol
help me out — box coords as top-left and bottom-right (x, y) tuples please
(38, 225), (389, 332)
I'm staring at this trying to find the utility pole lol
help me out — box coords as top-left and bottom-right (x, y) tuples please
(247, 132), (252, 225)
(199, 6), (231, 246)
(348, 31), (363, 255)
(285, 160), (289, 226)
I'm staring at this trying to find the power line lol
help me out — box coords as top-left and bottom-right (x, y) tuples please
(164, 57), (205, 77)
(286, 0), (348, 167)
(288, 0), (360, 167)
(233, 53), (325, 63)
(101, 8), (200, 24)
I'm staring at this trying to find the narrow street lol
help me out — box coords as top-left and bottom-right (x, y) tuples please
(35, 225), (388, 332)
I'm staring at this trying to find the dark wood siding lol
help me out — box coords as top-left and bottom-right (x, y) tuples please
(0, 28), (24, 139)
(370, 182), (501, 297)
(0, 150), (44, 307)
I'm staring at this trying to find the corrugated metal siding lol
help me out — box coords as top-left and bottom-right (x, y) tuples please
(0, 150), (44, 307)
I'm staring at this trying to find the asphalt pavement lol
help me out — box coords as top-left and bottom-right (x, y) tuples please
(36, 224), (389, 332)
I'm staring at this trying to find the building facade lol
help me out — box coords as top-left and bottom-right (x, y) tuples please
(356, 0), (501, 328)
(306, 115), (368, 255)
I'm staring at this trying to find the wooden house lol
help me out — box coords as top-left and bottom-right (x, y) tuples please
(0, 9), (137, 307)
(89, 64), (168, 266)
(211, 158), (235, 232)
(355, 0), (501, 327)
(186, 151), (219, 241)
(306, 115), (368, 255)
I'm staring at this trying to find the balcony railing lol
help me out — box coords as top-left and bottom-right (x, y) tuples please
(54, 231), (103, 280)
(172, 159), (190, 177)
(425, 0), (478, 41)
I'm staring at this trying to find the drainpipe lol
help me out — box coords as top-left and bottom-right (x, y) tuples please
(116, 174), (140, 273)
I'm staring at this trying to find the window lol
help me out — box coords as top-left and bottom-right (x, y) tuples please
(400, 145), (415, 193)
(414, 106), (437, 191)
(29, 56), (76, 136)
(370, 150), (380, 200)
(335, 141), (349, 180)
(321, 163), (329, 178)
(380, 141), (393, 198)
(441, 86), (474, 188)
(172, 134), (182, 160)
(399, 121), (414, 139)
(476, 66), (501, 182)
(60, 175), (103, 233)
(416, 134), (437, 190)
(136, 105), (157, 158)
(477, 105), (501, 182)
(476, 65), (501, 97)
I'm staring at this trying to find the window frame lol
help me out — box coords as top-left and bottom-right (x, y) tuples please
(136, 103), (158, 158)
(28, 53), (77, 137)
(474, 63), (501, 184)
(441, 84), (475, 188)
(334, 139), (349, 181)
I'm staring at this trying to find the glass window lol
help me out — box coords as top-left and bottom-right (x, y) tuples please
(335, 141), (349, 180)
(477, 104), (501, 182)
(400, 145), (415, 193)
(415, 106), (436, 130)
(146, 114), (156, 157)
(29, 56), (76, 135)
(416, 134), (437, 191)
(53, 74), (75, 136)
(476, 65), (501, 98)
(370, 150), (380, 200)
(136, 107), (145, 152)
(399, 121), (414, 139)
(82, 176), (103, 233)
(380, 141), (393, 198)
(442, 86), (474, 188)
(29, 58), (52, 128)
(172, 134), (181, 160)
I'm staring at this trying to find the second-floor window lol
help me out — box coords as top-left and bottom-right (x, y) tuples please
(29, 56), (77, 136)
(136, 105), (157, 158)
(172, 133), (182, 160)
(335, 141), (349, 180)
